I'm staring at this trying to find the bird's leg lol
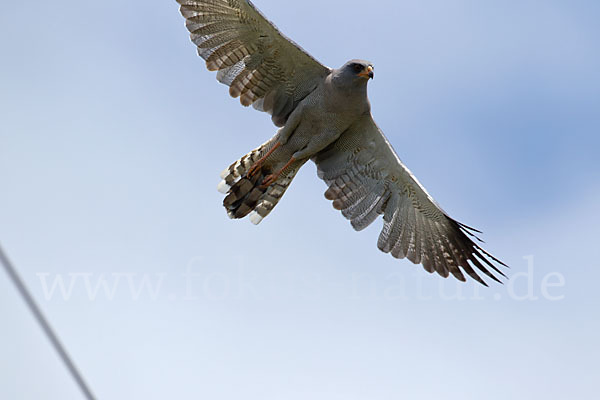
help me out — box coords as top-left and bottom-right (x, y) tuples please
(292, 130), (343, 160)
(249, 107), (303, 178)
(247, 142), (281, 177)
(277, 106), (303, 145)
(260, 157), (296, 188)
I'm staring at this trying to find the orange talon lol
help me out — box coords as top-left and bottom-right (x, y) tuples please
(248, 142), (281, 177)
(260, 174), (277, 188)
(247, 163), (261, 178)
(260, 156), (296, 189)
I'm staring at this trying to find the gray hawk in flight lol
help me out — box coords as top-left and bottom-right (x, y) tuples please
(176, 0), (507, 285)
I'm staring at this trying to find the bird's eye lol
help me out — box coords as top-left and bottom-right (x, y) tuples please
(353, 64), (363, 73)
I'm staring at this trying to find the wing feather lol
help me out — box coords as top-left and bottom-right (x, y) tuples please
(313, 115), (507, 285)
(177, 0), (331, 126)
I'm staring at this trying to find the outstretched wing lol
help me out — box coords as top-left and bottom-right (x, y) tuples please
(177, 0), (331, 126)
(313, 115), (507, 285)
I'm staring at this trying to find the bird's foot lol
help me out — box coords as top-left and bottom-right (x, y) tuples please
(247, 162), (263, 178)
(248, 142), (281, 177)
(259, 156), (296, 189)
(260, 174), (278, 189)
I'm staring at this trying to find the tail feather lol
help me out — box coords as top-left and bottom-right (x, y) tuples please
(217, 142), (300, 224)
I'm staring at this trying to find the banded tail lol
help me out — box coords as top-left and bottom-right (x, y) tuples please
(217, 141), (301, 225)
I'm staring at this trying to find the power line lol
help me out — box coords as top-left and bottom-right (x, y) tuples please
(0, 243), (96, 400)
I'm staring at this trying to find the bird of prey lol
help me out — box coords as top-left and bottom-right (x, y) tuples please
(176, 0), (507, 285)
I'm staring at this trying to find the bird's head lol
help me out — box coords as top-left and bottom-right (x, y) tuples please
(332, 60), (374, 91)
(342, 59), (374, 80)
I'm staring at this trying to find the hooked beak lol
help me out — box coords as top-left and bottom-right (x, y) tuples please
(358, 65), (374, 80)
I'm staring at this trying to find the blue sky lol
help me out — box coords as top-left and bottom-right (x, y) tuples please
(1, 1), (599, 399)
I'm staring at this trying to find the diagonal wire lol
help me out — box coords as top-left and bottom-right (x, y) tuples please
(0, 243), (96, 400)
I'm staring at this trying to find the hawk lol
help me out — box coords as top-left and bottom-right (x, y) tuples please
(176, 0), (507, 285)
